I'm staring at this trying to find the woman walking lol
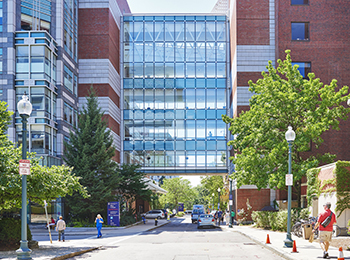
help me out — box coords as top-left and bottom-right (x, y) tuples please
(95, 214), (104, 238)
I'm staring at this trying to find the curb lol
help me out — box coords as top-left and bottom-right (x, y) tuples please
(233, 229), (297, 260)
(145, 220), (171, 232)
(51, 246), (101, 260)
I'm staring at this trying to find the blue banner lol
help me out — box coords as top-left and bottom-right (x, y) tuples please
(107, 201), (120, 226)
(178, 202), (184, 212)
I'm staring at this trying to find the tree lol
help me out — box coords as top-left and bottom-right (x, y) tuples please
(0, 101), (87, 211)
(115, 164), (152, 210)
(159, 178), (195, 210)
(64, 87), (119, 222)
(223, 50), (350, 206)
(200, 176), (227, 210)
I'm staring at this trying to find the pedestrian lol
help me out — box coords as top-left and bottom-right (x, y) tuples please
(56, 216), (66, 242)
(312, 202), (337, 259)
(231, 210), (235, 225)
(214, 210), (218, 225)
(95, 214), (104, 238)
(217, 209), (223, 226)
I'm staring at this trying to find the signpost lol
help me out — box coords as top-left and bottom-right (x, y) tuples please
(43, 200), (52, 244)
(19, 159), (30, 175)
(285, 174), (293, 186)
(107, 201), (120, 226)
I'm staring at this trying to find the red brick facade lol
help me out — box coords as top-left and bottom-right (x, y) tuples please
(237, 0), (270, 45)
(236, 189), (271, 221)
(78, 7), (122, 163)
(276, 0), (350, 162)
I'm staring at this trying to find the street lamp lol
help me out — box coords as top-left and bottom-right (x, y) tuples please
(229, 178), (233, 228)
(16, 94), (32, 260)
(284, 126), (295, 248)
(217, 187), (221, 210)
(212, 193), (214, 210)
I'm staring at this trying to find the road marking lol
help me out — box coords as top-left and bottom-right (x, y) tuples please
(106, 233), (142, 246)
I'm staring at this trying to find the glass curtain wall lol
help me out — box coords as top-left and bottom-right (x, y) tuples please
(15, 31), (59, 166)
(123, 15), (228, 174)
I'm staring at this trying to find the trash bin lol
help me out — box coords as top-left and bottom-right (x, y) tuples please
(302, 224), (312, 240)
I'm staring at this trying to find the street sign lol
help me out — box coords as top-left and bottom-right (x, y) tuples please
(285, 174), (293, 186)
(107, 201), (120, 226)
(19, 159), (30, 175)
(229, 200), (233, 205)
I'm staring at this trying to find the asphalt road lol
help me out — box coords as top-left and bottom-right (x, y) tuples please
(65, 215), (282, 260)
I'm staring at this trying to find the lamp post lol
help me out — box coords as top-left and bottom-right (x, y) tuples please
(217, 187), (221, 210)
(16, 94), (32, 260)
(229, 178), (233, 228)
(284, 126), (296, 248)
(212, 193), (214, 210)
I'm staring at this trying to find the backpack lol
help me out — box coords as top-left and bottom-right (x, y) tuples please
(321, 211), (333, 228)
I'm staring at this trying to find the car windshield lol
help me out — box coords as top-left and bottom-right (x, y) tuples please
(193, 209), (204, 214)
(199, 214), (212, 218)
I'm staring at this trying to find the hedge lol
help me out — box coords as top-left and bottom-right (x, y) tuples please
(0, 218), (32, 248)
(251, 208), (309, 231)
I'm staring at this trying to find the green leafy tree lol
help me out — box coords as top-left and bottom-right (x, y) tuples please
(192, 185), (211, 209)
(0, 101), (87, 211)
(64, 87), (119, 222)
(159, 178), (195, 210)
(201, 176), (227, 210)
(223, 50), (350, 206)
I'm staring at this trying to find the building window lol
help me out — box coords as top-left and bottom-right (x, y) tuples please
(63, 65), (77, 95)
(0, 1), (3, 32)
(63, 102), (74, 125)
(291, 22), (309, 40)
(291, 0), (308, 5)
(292, 62), (311, 78)
(0, 47), (2, 74)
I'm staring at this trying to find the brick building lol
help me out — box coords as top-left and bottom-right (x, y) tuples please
(229, 0), (350, 218)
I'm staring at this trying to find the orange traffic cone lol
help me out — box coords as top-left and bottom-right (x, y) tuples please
(291, 240), (298, 253)
(338, 247), (344, 260)
(265, 234), (271, 244)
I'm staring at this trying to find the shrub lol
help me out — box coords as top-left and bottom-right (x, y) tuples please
(251, 208), (305, 232)
(0, 218), (32, 248)
(176, 212), (185, 217)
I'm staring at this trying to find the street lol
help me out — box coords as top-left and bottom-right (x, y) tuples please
(63, 215), (281, 260)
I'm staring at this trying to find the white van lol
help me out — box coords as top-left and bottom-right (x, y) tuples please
(191, 205), (205, 223)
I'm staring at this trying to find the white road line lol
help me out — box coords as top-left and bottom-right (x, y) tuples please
(106, 233), (142, 246)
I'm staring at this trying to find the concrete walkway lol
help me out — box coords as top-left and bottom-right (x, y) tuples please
(227, 225), (350, 260)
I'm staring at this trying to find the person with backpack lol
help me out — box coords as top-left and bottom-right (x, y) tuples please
(312, 202), (337, 259)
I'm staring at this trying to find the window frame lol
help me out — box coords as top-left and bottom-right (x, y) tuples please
(291, 22), (310, 41)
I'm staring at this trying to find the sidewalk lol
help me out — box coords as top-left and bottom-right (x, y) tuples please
(0, 218), (170, 260)
(226, 225), (350, 260)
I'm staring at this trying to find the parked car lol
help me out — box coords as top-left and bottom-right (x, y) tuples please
(191, 208), (205, 223)
(197, 214), (216, 229)
(185, 210), (192, 214)
(142, 209), (165, 219)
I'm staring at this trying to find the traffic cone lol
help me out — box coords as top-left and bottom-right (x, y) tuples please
(291, 240), (298, 253)
(265, 234), (271, 244)
(338, 247), (344, 260)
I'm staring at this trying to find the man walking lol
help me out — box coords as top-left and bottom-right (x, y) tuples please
(313, 202), (336, 259)
(56, 216), (66, 242)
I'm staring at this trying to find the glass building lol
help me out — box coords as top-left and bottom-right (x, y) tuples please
(122, 15), (229, 176)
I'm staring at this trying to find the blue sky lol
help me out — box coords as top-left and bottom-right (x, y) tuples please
(127, 0), (218, 13)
